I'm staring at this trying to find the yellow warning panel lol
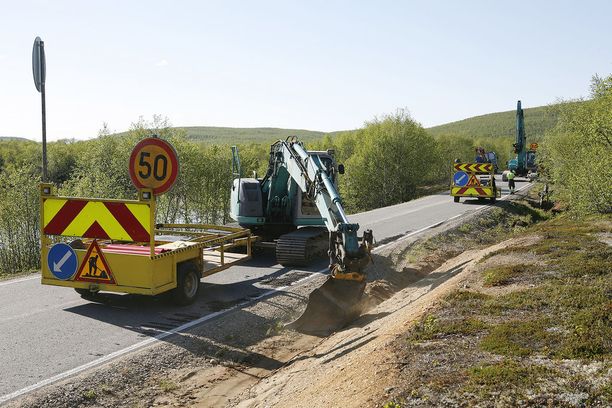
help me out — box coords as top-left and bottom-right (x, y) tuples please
(75, 240), (116, 284)
(467, 174), (481, 186)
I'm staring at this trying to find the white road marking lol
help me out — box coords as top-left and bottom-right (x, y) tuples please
(373, 182), (530, 253)
(0, 275), (39, 287)
(0, 271), (323, 404)
(353, 200), (447, 225)
(0, 182), (532, 403)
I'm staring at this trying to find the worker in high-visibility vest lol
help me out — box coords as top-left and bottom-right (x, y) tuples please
(507, 169), (516, 194)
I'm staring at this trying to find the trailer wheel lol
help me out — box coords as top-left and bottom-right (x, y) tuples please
(491, 197), (497, 203)
(453, 196), (460, 203)
(75, 288), (100, 301)
(172, 261), (201, 306)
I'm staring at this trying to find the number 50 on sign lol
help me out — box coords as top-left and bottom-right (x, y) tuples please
(129, 137), (179, 195)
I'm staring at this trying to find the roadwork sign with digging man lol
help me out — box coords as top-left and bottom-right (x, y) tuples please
(75, 240), (116, 284)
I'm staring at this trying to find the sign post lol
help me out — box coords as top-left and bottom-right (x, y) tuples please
(32, 36), (47, 182)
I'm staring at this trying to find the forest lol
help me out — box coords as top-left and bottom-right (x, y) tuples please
(0, 74), (610, 276)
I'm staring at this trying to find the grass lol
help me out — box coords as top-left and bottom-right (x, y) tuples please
(82, 390), (97, 400)
(468, 359), (550, 389)
(390, 207), (611, 405)
(410, 315), (488, 342)
(403, 200), (550, 267)
(482, 264), (534, 286)
(444, 290), (492, 313)
(480, 319), (557, 357)
(159, 379), (178, 392)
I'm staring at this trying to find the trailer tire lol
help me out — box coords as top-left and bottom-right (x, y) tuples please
(172, 261), (201, 306)
(453, 196), (460, 203)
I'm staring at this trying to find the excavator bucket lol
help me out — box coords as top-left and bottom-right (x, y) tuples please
(286, 277), (367, 336)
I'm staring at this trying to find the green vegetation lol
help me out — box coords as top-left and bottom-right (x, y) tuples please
(395, 212), (611, 405)
(0, 165), (40, 274)
(480, 318), (554, 357)
(112, 126), (337, 145)
(316, 110), (440, 211)
(0, 117), (248, 275)
(428, 104), (561, 141)
(158, 379), (178, 392)
(403, 200), (550, 272)
(0, 136), (32, 142)
(482, 263), (538, 287)
(180, 126), (334, 144)
(0, 104), (520, 275)
(0, 73), (607, 276)
(468, 360), (551, 389)
(541, 74), (612, 215)
(82, 390), (97, 400)
(409, 315), (488, 342)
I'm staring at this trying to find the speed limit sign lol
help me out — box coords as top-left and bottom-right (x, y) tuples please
(129, 137), (179, 195)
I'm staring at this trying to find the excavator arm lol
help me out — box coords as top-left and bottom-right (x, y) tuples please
(231, 137), (374, 335)
(272, 138), (374, 335)
(272, 139), (373, 280)
(514, 100), (526, 168)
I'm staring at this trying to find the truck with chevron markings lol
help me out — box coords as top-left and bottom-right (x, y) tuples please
(40, 137), (254, 305)
(450, 162), (500, 203)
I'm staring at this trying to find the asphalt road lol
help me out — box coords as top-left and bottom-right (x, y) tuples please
(0, 176), (530, 402)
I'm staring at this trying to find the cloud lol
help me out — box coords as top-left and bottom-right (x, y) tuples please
(155, 59), (168, 67)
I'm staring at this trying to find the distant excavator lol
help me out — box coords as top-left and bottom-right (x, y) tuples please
(503, 100), (538, 181)
(230, 137), (373, 335)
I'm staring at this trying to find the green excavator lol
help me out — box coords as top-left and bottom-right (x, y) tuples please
(230, 137), (373, 335)
(503, 100), (538, 181)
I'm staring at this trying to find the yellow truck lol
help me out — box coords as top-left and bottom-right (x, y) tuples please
(40, 184), (253, 305)
(450, 162), (500, 203)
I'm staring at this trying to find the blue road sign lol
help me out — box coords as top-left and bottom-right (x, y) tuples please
(453, 171), (469, 187)
(47, 243), (77, 280)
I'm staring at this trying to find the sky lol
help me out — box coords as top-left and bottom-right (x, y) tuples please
(1, 0), (611, 141)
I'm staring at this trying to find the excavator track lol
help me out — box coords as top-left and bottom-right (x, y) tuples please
(276, 227), (327, 266)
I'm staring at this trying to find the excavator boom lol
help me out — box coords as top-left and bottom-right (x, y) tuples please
(232, 138), (373, 335)
(272, 139), (373, 335)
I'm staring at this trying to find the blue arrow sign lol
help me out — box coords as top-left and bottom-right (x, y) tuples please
(47, 243), (77, 280)
(453, 171), (469, 187)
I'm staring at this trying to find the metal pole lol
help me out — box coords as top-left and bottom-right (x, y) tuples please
(40, 41), (48, 182)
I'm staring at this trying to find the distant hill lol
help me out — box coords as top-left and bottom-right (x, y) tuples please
(178, 126), (339, 144)
(0, 136), (33, 142)
(427, 104), (562, 141)
(1, 104), (565, 145)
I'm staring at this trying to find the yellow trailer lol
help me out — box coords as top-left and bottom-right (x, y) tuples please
(450, 162), (500, 203)
(40, 184), (253, 305)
